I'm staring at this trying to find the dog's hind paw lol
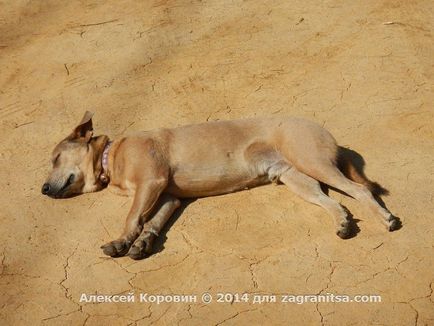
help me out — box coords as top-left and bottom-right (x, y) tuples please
(128, 232), (156, 260)
(336, 220), (353, 239)
(101, 239), (132, 257)
(386, 216), (401, 231)
(336, 227), (351, 239)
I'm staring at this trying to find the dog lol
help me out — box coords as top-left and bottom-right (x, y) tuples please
(42, 112), (399, 259)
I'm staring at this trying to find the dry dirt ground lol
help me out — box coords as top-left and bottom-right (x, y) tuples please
(1, 0), (433, 325)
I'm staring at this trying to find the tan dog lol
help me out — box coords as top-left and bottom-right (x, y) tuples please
(42, 112), (399, 259)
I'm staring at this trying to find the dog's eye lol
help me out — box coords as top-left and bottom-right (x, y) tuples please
(52, 153), (60, 166)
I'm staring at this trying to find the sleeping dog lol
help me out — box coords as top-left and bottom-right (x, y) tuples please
(42, 112), (399, 259)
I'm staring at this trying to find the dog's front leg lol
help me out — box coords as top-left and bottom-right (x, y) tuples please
(128, 193), (181, 260)
(101, 178), (167, 257)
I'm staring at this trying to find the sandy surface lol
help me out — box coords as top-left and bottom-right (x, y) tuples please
(1, 0), (433, 325)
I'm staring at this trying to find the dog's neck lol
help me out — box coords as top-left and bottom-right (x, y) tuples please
(91, 135), (111, 187)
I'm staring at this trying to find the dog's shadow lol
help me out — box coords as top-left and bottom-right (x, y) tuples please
(321, 147), (402, 237)
(151, 198), (197, 255)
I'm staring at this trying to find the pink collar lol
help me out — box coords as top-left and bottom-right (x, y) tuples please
(100, 140), (112, 184)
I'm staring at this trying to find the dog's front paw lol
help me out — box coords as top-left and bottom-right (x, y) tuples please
(128, 232), (156, 260)
(101, 239), (132, 257)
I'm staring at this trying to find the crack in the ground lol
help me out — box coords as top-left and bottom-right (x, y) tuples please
(1, 272), (43, 279)
(59, 246), (79, 300)
(394, 255), (409, 279)
(0, 250), (5, 274)
(83, 313), (136, 325)
(396, 301), (419, 326)
(305, 273), (313, 284)
(315, 303), (324, 326)
(0, 251), (41, 280)
(1, 248), (91, 324)
(234, 209), (240, 231)
(126, 304), (153, 326)
(109, 258), (139, 289)
(16, 225), (429, 325)
(214, 308), (258, 326)
(180, 231), (204, 254)
(313, 243), (320, 259)
(41, 309), (80, 322)
(99, 218), (111, 238)
(180, 230), (235, 258)
(406, 281), (434, 304)
(80, 289), (152, 326)
(239, 255), (268, 290)
(322, 262), (336, 295)
(315, 261), (337, 326)
(82, 314), (90, 326)
(176, 304), (192, 326)
(248, 262), (258, 289)
(149, 305), (170, 325)
(135, 253), (190, 274)
(354, 255), (410, 287)
(430, 282), (434, 303)
(306, 228), (320, 259)
(108, 253), (191, 292)
(372, 242), (384, 250)
(43, 245), (90, 324)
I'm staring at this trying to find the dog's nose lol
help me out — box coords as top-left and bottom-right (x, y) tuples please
(41, 183), (51, 195)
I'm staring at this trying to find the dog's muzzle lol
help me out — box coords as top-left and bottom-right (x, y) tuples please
(42, 174), (75, 197)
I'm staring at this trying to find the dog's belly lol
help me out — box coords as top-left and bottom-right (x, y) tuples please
(153, 116), (338, 197)
(166, 164), (270, 198)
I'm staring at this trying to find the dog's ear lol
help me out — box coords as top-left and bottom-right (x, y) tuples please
(69, 111), (94, 142)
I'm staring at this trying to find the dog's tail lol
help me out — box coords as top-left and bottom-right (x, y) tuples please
(337, 148), (389, 196)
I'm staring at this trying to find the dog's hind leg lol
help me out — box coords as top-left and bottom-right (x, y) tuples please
(307, 164), (399, 231)
(245, 142), (352, 238)
(278, 167), (352, 238)
(128, 193), (181, 260)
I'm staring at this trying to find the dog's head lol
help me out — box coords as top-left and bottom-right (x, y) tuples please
(42, 111), (108, 198)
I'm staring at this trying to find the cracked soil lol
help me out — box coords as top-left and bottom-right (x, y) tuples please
(0, 0), (433, 325)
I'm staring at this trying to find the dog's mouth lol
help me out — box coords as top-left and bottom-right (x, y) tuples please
(53, 174), (75, 198)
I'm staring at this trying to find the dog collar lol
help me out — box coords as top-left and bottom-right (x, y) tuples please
(100, 140), (112, 184)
